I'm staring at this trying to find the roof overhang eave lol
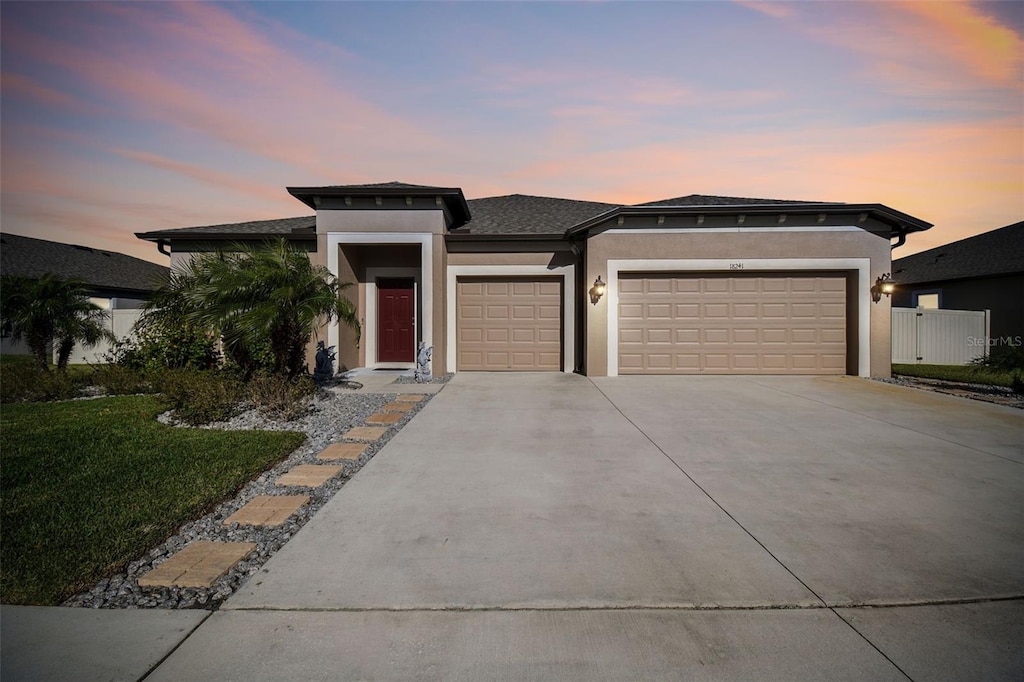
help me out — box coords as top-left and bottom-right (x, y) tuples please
(135, 231), (316, 242)
(445, 233), (567, 242)
(287, 185), (472, 226)
(566, 203), (932, 239)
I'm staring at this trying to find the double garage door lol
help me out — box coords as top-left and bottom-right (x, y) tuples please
(618, 273), (847, 375)
(456, 277), (562, 371)
(454, 272), (847, 374)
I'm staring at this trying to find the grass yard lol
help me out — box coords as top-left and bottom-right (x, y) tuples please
(1, 396), (306, 605)
(892, 363), (1018, 388)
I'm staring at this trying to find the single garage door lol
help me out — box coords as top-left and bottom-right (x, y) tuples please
(457, 277), (562, 371)
(618, 273), (846, 374)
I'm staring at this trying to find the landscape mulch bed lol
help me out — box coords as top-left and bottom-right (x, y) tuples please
(887, 375), (1024, 409)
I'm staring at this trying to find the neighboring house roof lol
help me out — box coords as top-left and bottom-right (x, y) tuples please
(892, 221), (1024, 285)
(452, 194), (619, 236)
(135, 216), (316, 240)
(0, 233), (169, 293)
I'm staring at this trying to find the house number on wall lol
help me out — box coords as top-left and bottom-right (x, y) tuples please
(729, 263), (744, 270)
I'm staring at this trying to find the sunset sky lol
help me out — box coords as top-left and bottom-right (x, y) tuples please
(2, 1), (1021, 265)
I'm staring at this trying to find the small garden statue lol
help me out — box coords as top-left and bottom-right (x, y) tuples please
(414, 342), (432, 383)
(313, 341), (336, 383)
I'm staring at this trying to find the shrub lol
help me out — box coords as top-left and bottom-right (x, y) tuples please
(247, 373), (318, 420)
(0, 365), (85, 403)
(108, 313), (219, 373)
(158, 370), (244, 425)
(971, 345), (1024, 373)
(89, 364), (160, 396)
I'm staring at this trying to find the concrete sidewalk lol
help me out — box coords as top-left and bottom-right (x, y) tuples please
(5, 374), (1023, 680)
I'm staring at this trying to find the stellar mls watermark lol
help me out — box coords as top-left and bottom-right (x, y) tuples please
(967, 336), (1023, 347)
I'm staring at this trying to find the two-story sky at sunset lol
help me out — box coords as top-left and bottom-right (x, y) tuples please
(1, 1), (1021, 264)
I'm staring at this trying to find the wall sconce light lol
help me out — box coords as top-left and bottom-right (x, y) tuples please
(872, 273), (895, 303)
(589, 276), (606, 305)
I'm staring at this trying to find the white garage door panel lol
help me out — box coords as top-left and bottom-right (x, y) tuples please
(457, 277), (562, 371)
(618, 273), (847, 375)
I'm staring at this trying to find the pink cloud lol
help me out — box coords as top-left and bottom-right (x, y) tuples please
(3, 3), (444, 183)
(775, 1), (1022, 98)
(0, 72), (102, 115)
(896, 1), (1023, 89)
(109, 148), (298, 210)
(732, 1), (794, 20)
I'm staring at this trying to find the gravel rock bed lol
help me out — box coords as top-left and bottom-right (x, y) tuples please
(877, 375), (1024, 409)
(63, 386), (436, 610)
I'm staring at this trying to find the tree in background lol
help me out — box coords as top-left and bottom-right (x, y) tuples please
(154, 239), (359, 379)
(0, 275), (115, 371)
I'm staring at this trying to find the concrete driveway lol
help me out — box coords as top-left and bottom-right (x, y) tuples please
(149, 374), (1024, 681)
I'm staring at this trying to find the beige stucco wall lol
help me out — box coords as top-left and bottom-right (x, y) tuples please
(316, 209), (446, 234)
(584, 229), (893, 378)
(446, 251), (571, 267)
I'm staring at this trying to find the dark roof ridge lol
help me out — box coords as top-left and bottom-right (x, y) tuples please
(633, 193), (843, 207)
(469, 192), (618, 205)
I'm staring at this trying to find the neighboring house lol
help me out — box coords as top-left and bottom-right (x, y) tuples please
(137, 182), (931, 378)
(892, 221), (1024, 343)
(0, 233), (169, 358)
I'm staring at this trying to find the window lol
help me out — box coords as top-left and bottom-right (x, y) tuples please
(915, 292), (939, 309)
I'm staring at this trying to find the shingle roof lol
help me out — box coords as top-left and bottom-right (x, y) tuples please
(892, 221), (1024, 285)
(133, 187), (930, 242)
(307, 181), (448, 190)
(136, 216), (316, 239)
(452, 194), (618, 235)
(0, 233), (169, 293)
(634, 194), (833, 207)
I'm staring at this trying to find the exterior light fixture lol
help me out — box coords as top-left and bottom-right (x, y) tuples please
(872, 273), (896, 303)
(589, 276), (606, 305)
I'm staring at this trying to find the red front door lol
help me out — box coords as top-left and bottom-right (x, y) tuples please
(377, 279), (415, 363)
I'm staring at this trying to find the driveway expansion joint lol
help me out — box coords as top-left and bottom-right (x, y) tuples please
(225, 603), (834, 613)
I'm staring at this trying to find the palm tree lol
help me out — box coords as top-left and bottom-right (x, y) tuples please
(0, 275), (115, 371)
(166, 239), (359, 378)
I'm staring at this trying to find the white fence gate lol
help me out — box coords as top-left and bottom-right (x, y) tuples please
(892, 307), (990, 365)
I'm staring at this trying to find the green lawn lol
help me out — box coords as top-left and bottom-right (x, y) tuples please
(892, 363), (1018, 388)
(0, 396), (306, 605)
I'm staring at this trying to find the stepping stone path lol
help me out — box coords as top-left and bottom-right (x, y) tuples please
(343, 426), (388, 441)
(136, 394), (431, 596)
(276, 464), (343, 488)
(138, 541), (256, 588)
(223, 495), (309, 527)
(317, 443), (366, 461)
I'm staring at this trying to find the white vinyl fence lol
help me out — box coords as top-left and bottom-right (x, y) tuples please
(892, 307), (990, 365)
(64, 308), (144, 364)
